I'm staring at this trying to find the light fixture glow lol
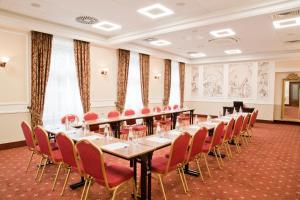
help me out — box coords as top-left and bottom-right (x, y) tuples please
(137, 3), (174, 19)
(224, 49), (242, 55)
(273, 17), (300, 29)
(189, 52), (207, 58)
(92, 21), (121, 31)
(149, 39), (171, 46)
(210, 28), (236, 38)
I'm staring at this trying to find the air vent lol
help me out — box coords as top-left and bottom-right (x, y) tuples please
(272, 9), (300, 20)
(143, 38), (157, 42)
(76, 16), (98, 24)
(208, 37), (239, 45)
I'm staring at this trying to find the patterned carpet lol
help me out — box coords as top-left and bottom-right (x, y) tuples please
(0, 122), (300, 200)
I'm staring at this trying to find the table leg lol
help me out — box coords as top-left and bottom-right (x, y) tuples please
(172, 113), (178, 129)
(147, 152), (152, 199)
(138, 153), (152, 200)
(145, 117), (153, 135)
(69, 177), (85, 190)
(190, 110), (194, 124)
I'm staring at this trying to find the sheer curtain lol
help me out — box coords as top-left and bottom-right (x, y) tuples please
(43, 37), (84, 126)
(169, 61), (180, 106)
(124, 51), (143, 113)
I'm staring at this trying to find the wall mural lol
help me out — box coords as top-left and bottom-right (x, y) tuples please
(228, 62), (254, 98)
(203, 64), (224, 97)
(257, 61), (270, 99)
(191, 66), (200, 94)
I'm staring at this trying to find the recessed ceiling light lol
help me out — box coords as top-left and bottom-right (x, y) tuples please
(92, 21), (121, 31)
(76, 16), (98, 25)
(188, 52), (207, 58)
(210, 28), (236, 38)
(273, 17), (300, 29)
(137, 3), (174, 19)
(149, 39), (171, 46)
(224, 49), (242, 55)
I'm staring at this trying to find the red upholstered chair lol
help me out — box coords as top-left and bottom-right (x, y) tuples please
(173, 104), (190, 125)
(141, 107), (151, 115)
(61, 114), (79, 124)
(185, 127), (208, 181)
(173, 104), (179, 110)
(160, 106), (172, 131)
(220, 118), (235, 159)
(152, 132), (191, 199)
(84, 112), (100, 132)
(240, 113), (251, 145)
(231, 115), (244, 153)
(122, 109), (147, 138)
(76, 140), (136, 200)
(247, 111), (257, 140)
(21, 121), (41, 172)
(201, 122), (225, 169)
(53, 133), (84, 195)
(107, 111), (127, 140)
(34, 126), (62, 184)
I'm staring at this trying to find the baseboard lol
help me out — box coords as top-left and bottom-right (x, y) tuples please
(256, 119), (274, 124)
(273, 120), (300, 126)
(0, 140), (26, 150)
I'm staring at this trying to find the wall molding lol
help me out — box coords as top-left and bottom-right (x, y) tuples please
(91, 99), (115, 108)
(0, 102), (29, 114)
(0, 140), (26, 150)
(149, 97), (163, 104)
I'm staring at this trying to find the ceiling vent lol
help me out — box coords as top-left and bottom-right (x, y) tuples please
(143, 38), (157, 42)
(208, 37), (239, 45)
(76, 16), (98, 24)
(272, 9), (300, 20)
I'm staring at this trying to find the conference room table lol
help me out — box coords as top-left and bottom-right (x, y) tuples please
(45, 112), (248, 200)
(83, 108), (194, 137)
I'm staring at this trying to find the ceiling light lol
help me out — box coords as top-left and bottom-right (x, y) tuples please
(210, 28), (236, 38)
(76, 16), (98, 25)
(273, 17), (300, 29)
(149, 39), (171, 46)
(189, 52), (207, 58)
(92, 21), (121, 31)
(137, 3), (174, 19)
(224, 49), (242, 55)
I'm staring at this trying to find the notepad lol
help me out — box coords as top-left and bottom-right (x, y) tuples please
(189, 125), (200, 129)
(102, 142), (129, 151)
(146, 137), (171, 143)
(78, 135), (101, 141)
(169, 130), (182, 136)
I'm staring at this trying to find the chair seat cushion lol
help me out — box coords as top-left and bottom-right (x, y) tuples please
(95, 164), (133, 188)
(152, 156), (176, 174)
(120, 129), (129, 135)
(51, 149), (63, 163)
(201, 143), (211, 153)
(132, 125), (147, 131)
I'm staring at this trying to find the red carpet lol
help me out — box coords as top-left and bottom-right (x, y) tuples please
(0, 122), (300, 200)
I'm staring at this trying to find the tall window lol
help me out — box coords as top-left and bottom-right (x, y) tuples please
(169, 61), (180, 106)
(124, 51), (143, 113)
(43, 37), (83, 126)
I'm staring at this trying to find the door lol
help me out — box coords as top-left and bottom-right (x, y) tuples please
(289, 82), (300, 106)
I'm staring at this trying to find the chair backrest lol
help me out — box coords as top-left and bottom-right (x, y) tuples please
(124, 109), (136, 125)
(224, 118), (235, 141)
(141, 107), (150, 114)
(56, 133), (80, 172)
(84, 112), (99, 121)
(241, 113), (250, 132)
(34, 126), (52, 157)
(166, 132), (191, 173)
(21, 121), (36, 150)
(254, 110), (258, 124)
(210, 122), (225, 147)
(173, 104), (179, 110)
(153, 106), (162, 120)
(107, 110), (120, 118)
(61, 114), (79, 124)
(233, 115), (244, 137)
(76, 140), (107, 186)
(163, 105), (171, 111)
(187, 128), (207, 161)
(249, 111), (256, 127)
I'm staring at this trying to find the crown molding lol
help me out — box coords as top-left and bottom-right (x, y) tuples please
(107, 0), (299, 44)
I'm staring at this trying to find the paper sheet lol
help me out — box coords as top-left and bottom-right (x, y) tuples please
(146, 137), (171, 143)
(102, 142), (129, 151)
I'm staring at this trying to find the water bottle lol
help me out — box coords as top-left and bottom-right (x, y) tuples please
(207, 115), (211, 123)
(194, 115), (198, 125)
(175, 118), (180, 130)
(104, 125), (109, 139)
(128, 127), (134, 144)
(65, 117), (69, 130)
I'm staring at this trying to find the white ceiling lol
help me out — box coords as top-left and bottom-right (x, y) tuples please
(0, 0), (300, 61)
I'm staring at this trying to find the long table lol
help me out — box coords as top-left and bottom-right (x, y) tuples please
(45, 112), (248, 200)
(83, 108), (194, 137)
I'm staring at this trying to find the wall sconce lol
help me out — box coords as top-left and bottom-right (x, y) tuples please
(154, 73), (161, 79)
(0, 57), (10, 67)
(100, 68), (109, 76)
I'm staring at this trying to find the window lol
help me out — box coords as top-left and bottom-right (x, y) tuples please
(169, 60), (180, 106)
(124, 51), (143, 113)
(43, 37), (83, 126)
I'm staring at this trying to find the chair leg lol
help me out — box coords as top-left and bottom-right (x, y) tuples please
(226, 143), (233, 159)
(180, 167), (188, 192)
(195, 158), (204, 182)
(157, 175), (167, 200)
(35, 157), (44, 179)
(235, 138), (240, 153)
(26, 151), (35, 172)
(84, 178), (92, 200)
(60, 167), (71, 196)
(178, 168), (187, 193)
(38, 157), (48, 182)
(202, 154), (211, 177)
(80, 177), (88, 200)
(213, 149), (222, 169)
(217, 148), (224, 166)
(111, 186), (119, 200)
(52, 162), (63, 191)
